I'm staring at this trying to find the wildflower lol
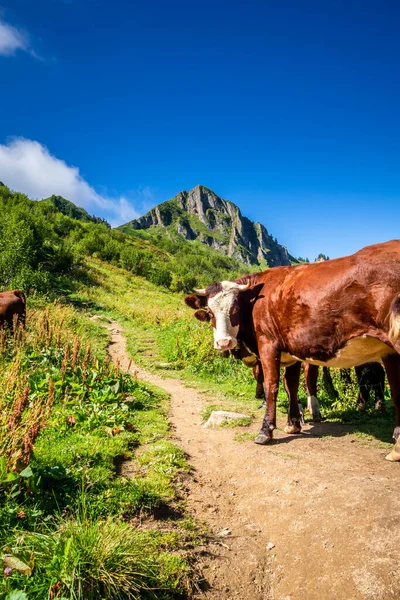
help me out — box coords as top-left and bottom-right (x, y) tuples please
(61, 342), (70, 376)
(72, 337), (80, 369)
(22, 423), (41, 465)
(67, 415), (76, 425)
(3, 567), (12, 577)
(8, 385), (29, 432)
(82, 343), (91, 371)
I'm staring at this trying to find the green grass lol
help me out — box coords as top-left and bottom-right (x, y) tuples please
(234, 431), (258, 443)
(2, 249), (396, 598)
(65, 257), (399, 452)
(0, 300), (199, 599)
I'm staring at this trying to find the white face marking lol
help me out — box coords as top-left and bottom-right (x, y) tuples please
(208, 281), (240, 350)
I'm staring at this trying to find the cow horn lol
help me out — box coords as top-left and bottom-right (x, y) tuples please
(193, 288), (207, 296)
(237, 282), (251, 291)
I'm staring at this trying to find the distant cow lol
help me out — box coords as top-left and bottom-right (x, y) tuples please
(303, 362), (386, 412)
(0, 290), (26, 330)
(224, 346), (385, 417)
(185, 240), (400, 461)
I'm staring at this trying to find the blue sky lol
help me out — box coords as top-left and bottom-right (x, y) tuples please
(0, 0), (399, 260)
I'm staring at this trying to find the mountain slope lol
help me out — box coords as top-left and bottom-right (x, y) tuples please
(42, 195), (110, 226)
(121, 185), (293, 267)
(0, 182), (255, 293)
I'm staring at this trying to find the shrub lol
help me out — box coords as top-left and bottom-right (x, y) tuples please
(149, 268), (172, 289)
(4, 512), (161, 600)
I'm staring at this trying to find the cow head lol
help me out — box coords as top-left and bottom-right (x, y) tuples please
(184, 280), (251, 351)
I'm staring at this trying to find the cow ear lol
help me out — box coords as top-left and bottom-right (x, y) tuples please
(184, 294), (207, 310)
(194, 309), (210, 322)
(238, 283), (264, 302)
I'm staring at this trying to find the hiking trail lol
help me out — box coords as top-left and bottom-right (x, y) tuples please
(107, 320), (400, 600)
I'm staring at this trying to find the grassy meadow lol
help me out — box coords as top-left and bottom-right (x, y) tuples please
(0, 183), (396, 598)
(70, 258), (395, 446)
(0, 300), (199, 600)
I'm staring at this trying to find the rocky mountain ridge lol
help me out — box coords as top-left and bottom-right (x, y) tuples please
(123, 185), (293, 267)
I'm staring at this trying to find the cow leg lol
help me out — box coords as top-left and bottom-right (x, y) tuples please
(322, 366), (338, 400)
(255, 344), (280, 445)
(284, 362), (302, 434)
(253, 362), (266, 407)
(355, 365), (370, 410)
(374, 364), (386, 412)
(381, 354), (400, 462)
(304, 363), (322, 422)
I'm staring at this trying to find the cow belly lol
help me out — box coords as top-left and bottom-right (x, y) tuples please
(304, 336), (395, 368)
(281, 353), (301, 367)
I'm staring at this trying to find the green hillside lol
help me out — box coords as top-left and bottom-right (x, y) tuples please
(0, 183), (256, 294)
(42, 194), (110, 226)
(0, 183), (394, 599)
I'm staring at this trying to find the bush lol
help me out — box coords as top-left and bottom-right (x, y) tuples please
(149, 268), (172, 289)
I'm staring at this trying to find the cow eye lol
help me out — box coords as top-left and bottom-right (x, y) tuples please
(231, 301), (240, 314)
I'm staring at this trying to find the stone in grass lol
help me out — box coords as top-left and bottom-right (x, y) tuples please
(203, 411), (251, 429)
(90, 314), (112, 323)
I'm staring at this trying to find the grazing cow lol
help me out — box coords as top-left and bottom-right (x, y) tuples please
(0, 290), (26, 330)
(185, 240), (400, 461)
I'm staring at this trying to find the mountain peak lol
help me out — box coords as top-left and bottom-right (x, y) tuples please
(122, 187), (292, 267)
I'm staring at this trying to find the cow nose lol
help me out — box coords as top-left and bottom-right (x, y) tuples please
(216, 339), (233, 350)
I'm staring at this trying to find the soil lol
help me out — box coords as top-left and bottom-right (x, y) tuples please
(107, 321), (400, 600)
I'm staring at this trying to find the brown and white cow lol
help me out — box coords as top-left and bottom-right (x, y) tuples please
(185, 240), (400, 461)
(0, 290), (26, 330)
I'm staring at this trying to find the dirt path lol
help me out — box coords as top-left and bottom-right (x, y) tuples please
(107, 321), (400, 600)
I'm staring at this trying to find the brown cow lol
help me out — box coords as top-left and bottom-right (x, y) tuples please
(185, 240), (400, 461)
(0, 290), (26, 330)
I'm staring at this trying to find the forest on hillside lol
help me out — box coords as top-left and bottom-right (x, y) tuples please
(0, 184), (253, 294)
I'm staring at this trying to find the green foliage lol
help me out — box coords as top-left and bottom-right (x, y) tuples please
(44, 195), (110, 226)
(149, 268), (172, 289)
(3, 506), (192, 600)
(0, 303), (196, 599)
(0, 183), (253, 296)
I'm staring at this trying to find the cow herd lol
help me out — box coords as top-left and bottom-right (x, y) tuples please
(185, 240), (400, 462)
(2, 241), (400, 463)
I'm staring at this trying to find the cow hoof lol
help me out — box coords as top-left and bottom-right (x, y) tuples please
(311, 413), (322, 423)
(385, 438), (400, 462)
(254, 433), (272, 445)
(385, 449), (400, 462)
(284, 424), (302, 434)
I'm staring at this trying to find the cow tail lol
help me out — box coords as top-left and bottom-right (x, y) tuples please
(389, 295), (400, 344)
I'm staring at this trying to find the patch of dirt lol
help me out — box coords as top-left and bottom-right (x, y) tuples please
(107, 321), (400, 600)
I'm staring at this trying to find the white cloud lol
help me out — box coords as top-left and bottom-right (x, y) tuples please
(0, 138), (140, 226)
(0, 18), (31, 57)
